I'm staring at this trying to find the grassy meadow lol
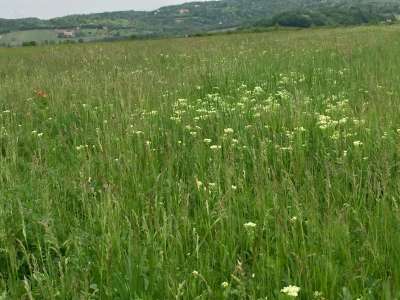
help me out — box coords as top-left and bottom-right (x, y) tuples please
(1, 25), (400, 299)
(0, 28), (127, 47)
(0, 30), (60, 47)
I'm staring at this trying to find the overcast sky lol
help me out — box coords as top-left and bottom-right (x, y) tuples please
(0, 0), (209, 19)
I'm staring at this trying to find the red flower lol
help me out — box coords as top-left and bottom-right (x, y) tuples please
(35, 89), (48, 98)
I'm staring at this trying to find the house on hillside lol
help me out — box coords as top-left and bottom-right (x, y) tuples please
(62, 31), (74, 38)
(179, 8), (190, 15)
(55, 29), (78, 38)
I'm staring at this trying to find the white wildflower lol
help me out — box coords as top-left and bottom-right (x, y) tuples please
(195, 178), (203, 190)
(313, 291), (323, 298)
(254, 86), (264, 94)
(295, 126), (306, 132)
(281, 285), (300, 297)
(224, 128), (234, 134)
(243, 222), (256, 229)
(210, 145), (221, 150)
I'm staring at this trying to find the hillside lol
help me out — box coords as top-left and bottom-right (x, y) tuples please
(0, 0), (399, 46)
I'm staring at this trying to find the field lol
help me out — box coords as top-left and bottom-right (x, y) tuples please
(1, 25), (400, 299)
(0, 30), (60, 47)
(0, 29), (136, 47)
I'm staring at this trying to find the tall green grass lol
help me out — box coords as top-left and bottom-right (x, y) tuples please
(1, 25), (400, 299)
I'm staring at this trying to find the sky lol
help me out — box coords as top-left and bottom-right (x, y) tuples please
(0, 0), (209, 19)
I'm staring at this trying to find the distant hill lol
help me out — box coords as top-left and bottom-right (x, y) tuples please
(0, 0), (399, 46)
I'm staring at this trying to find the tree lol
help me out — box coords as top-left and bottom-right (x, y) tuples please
(22, 41), (37, 47)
